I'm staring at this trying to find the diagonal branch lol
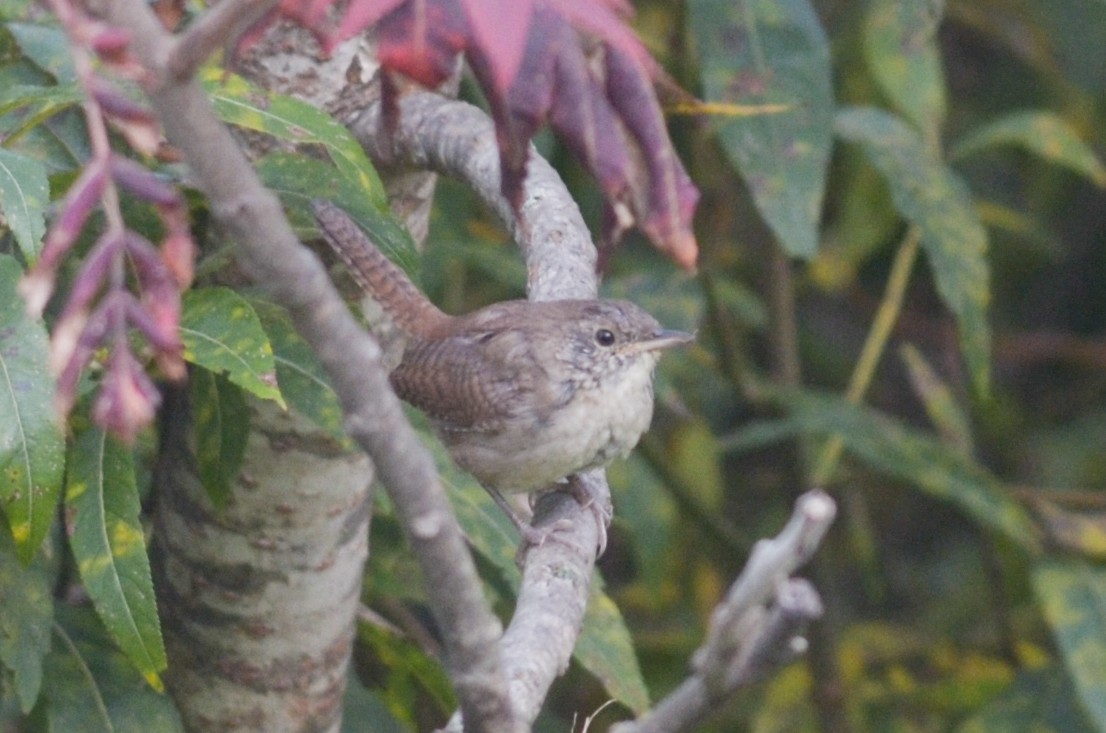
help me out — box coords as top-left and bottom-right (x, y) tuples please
(93, 2), (522, 731)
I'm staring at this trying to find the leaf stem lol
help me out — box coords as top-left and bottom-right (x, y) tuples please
(811, 226), (921, 486)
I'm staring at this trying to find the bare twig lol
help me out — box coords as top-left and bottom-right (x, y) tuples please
(610, 490), (836, 733)
(95, 3), (522, 731)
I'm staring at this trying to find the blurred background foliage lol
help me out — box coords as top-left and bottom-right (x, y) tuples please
(3, 0), (1106, 731)
(415, 0), (1106, 731)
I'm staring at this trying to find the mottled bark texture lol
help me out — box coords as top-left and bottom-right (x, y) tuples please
(154, 394), (371, 733)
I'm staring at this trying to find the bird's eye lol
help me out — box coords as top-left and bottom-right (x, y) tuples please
(595, 328), (616, 346)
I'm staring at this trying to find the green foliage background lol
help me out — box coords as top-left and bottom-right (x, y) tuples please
(2, 0), (1106, 731)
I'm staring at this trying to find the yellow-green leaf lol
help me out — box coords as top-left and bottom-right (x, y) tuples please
(899, 343), (974, 455)
(256, 152), (418, 277)
(180, 287), (284, 406)
(957, 665), (1097, 733)
(864, 0), (946, 135)
(0, 148), (50, 260)
(65, 427), (166, 689)
(1032, 560), (1106, 732)
(951, 110), (1106, 187)
(44, 605), (183, 732)
(688, 0), (834, 258)
(781, 390), (1039, 551)
(251, 298), (349, 444)
(0, 254), (64, 563)
(202, 68), (387, 209)
(190, 368), (250, 509)
(836, 106), (991, 395)
(0, 522), (56, 712)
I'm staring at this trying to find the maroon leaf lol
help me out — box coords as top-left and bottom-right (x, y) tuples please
(281, 0), (700, 268)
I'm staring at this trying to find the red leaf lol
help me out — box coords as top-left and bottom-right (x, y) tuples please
(458, 0), (533, 96)
(374, 0), (468, 88)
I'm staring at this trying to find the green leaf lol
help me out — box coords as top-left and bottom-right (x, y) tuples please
(255, 152), (418, 277)
(342, 668), (411, 733)
(189, 368), (250, 509)
(201, 68), (387, 209)
(0, 522), (55, 712)
(0, 148), (49, 260)
(0, 83), (83, 145)
(957, 665), (1097, 733)
(688, 0), (834, 258)
(65, 428), (166, 690)
(352, 621), (454, 729)
(781, 391), (1040, 551)
(575, 583), (651, 715)
(899, 343), (974, 454)
(950, 110), (1106, 187)
(835, 106), (991, 395)
(251, 299), (348, 444)
(43, 605), (183, 733)
(1032, 560), (1106, 732)
(0, 254), (64, 562)
(180, 287), (284, 406)
(864, 0), (946, 134)
(7, 23), (76, 84)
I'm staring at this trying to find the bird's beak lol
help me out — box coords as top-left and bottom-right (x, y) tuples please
(634, 329), (695, 353)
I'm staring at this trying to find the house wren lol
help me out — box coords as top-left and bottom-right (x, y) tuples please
(312, 201), (692, 543)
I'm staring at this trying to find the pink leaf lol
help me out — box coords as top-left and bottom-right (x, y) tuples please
(459, 0), (533, 96)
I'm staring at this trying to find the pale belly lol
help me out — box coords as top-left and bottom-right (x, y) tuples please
(440, 358), (658, 493)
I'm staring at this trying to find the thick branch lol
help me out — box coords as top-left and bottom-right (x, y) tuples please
(350, 92), (599, 302)
(96, 3), (521, 731)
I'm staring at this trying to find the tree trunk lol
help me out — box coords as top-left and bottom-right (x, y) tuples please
(153, 389), (372, 732)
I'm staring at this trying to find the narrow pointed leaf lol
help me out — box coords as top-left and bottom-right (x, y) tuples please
(574, 583), (651, 714)
(65, 428), (166, 689)
(0, 149), (49, 261)
(0, 254), (64, 562)
(7, 23), (77, 84)
(190, 368), (250, 508)
(0, 523), (55, 712)
(180, 287), (284, 406)
(836, 106), (991, 395)
(689, 0), (834, 258)
(1032, 560), (1106, 732)
(0, 83), (83, 145)
(951, 110), (1106, 187)
(255, 152), (418, 277)
(782, 390), (1039, 551)
(44, 606), (183, 733)
(864, 0), (946, 134)
(202, 69), (389, 209)
(251, 299), (348, 443)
